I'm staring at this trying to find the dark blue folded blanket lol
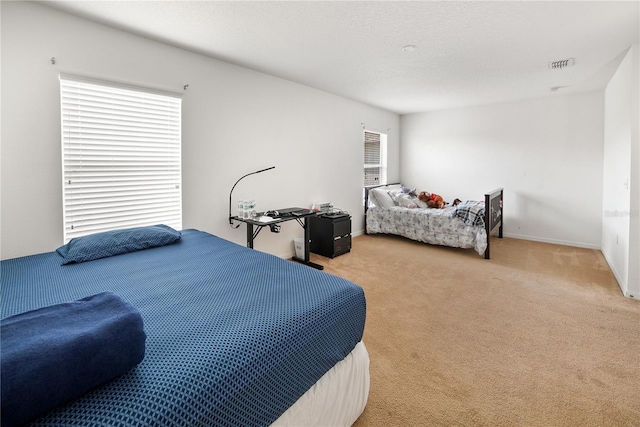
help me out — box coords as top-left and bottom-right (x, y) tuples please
(1, 291), (146, 427)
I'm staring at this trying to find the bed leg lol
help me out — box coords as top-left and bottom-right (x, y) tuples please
(499, 189), (504, 238)
(484, 192), (490, 259)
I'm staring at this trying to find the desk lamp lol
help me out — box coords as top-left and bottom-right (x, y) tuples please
(228, 166), (275, 228)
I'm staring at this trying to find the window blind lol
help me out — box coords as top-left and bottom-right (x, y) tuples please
(364, 130), (387, 186)
(60, 76), (182, 242)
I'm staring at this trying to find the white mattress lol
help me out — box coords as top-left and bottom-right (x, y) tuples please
(272, 341), (370, 426)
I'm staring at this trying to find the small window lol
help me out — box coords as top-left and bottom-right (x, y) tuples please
(60, 75), (182, 242)
(364, 130), (387, 187)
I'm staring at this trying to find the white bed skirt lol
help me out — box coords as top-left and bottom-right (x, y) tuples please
(272, 341), (370, 426)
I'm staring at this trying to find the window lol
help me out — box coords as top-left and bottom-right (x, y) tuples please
(363, 130), (387, 186)
(60, 75), (182, 242)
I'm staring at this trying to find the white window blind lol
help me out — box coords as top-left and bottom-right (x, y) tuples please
(364, 130), (387, 186)
(60, 75), (182, 242)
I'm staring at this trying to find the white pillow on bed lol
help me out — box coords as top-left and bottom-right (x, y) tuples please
(369, 188), (396, 208)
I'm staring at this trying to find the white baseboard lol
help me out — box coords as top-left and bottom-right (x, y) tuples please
(599, 247), (634, 298)
(502, 233), (601, 250)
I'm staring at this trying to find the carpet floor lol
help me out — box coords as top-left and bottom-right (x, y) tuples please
(310, 234), (640, 427)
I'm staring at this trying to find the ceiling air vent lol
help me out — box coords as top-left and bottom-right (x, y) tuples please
(548, 58), (575, 70)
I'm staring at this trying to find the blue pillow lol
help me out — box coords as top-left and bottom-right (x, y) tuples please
(56, 224), (181, 265)
(1, 291), (146, 427)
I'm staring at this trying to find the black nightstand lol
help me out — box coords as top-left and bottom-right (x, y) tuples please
(309, 213), (351, 258)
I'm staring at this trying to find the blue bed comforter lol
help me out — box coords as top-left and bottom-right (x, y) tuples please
(1, 229), (366, 427)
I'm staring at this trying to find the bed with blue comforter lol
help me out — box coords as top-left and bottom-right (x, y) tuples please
(1, 229), (367, 426)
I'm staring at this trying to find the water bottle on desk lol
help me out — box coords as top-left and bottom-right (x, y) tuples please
(240, 200), (247, 219)
(247, 199), (256, 219)
(238, 200), (245, 219)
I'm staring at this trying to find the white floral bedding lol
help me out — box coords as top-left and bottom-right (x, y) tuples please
(366, 206), (488, 255)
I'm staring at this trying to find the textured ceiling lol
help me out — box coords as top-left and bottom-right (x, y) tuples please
(39, 1), (640, 114)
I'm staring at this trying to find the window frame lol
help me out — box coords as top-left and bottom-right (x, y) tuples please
(363, 130), (388, 187)
(60, 74), (183, 242)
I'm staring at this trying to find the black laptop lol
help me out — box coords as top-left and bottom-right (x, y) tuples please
(267, 208), (311, 218)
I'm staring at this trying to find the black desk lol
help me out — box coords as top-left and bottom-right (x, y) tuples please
(232, 210), (323, 270)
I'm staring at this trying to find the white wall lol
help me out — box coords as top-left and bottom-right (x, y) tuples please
(400, 92), (605, 249)
(0, 1), (399, 260)
(603, 45), (640, 299)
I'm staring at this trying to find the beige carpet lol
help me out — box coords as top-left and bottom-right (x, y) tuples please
(310, 235), (640, 427)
